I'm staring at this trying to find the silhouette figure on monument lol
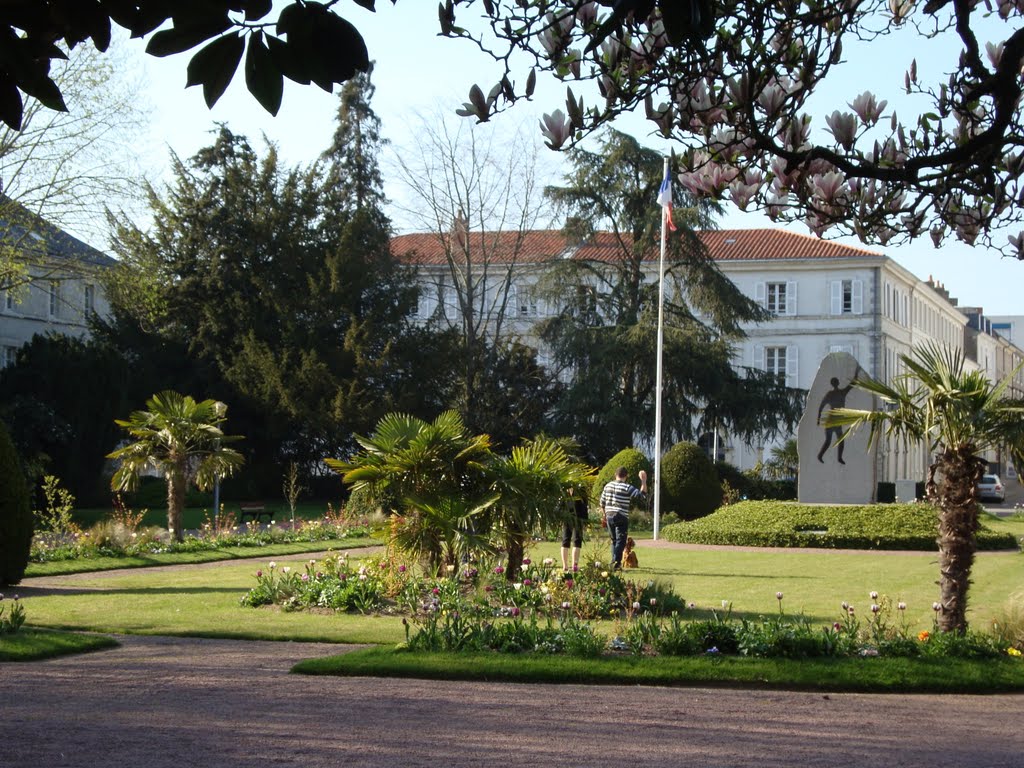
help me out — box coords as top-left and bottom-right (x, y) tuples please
(817, 377), (854, 464)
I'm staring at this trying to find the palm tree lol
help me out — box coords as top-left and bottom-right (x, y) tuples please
(825, 343), (1024, 633)
(326, 411), (494, 572)
(760, 438), (799, 482)
(486, 437), (595, 580)
(108, 391), (244, 542)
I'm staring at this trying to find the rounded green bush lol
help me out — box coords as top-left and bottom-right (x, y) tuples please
(660, 441), (722, 520)
(0, 419), (33, 585)
(592, 448), (651, 509)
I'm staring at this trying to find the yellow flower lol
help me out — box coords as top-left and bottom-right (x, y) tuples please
(1008, 647), (1022, 657)
(917, 630), (930, 642)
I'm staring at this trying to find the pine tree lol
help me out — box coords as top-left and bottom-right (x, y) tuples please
(539, 130), (802, 462)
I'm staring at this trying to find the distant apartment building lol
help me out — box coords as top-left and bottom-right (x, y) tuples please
(0, 212), (114, 367)
(393, 227), (1024, 484)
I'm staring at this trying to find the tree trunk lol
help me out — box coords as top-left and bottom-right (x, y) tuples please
(166, 466), (187, 543)
(929, 451), (985, 633)
(505, 528), (525, 583)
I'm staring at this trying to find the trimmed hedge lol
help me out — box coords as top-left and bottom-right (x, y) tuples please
(661, 500), (1019, 551)
(660, 441), (721, 520)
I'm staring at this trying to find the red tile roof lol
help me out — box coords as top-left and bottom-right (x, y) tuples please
(391, 228), (881, 266)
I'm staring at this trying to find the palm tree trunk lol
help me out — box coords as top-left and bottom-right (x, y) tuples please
(930, 452), (984, 633)
(505, 527), (525, 582)
(167, 465), (187, 543)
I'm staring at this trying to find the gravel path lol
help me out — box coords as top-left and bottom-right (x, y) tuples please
(3, 634), (1023, 767)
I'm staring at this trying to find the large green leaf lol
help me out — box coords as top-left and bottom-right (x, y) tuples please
(186, 32), (245, 108)
(244, 31), (283, 115)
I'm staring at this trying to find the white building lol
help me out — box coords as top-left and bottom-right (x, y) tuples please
(0, 214), (113, 367)
(394, 227), (1024, 484)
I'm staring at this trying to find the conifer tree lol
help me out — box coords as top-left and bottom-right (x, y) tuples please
(539, 130), (803, 462)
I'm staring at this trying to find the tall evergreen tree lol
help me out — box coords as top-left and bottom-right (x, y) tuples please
(108, 111), (450, 490)
(539, 130), (803, 462)
(321, 66), (388, 219)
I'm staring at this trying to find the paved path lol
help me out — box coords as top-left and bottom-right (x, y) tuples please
(3, 634), (1023, 767)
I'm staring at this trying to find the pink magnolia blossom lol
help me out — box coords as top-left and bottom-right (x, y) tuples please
(824, 110), (857, 151)
(888, 0), (915, 23)
(728, 170), (764, 210)
(764, 189), (791, 221)
(756, 80), (789, 117)
(810, 170), (847, 204)
(576, 2), (599, 26)
(540, 110), (572, 149)
(770, 156), (801, 190)
(849, 92), (887, 126)
(987, 41), (1004, 69)
(806, 213), (830, 237)
(1009, 232), (1024, 258)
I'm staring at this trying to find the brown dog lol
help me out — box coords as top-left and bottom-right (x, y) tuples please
(623, 537), (639, 569)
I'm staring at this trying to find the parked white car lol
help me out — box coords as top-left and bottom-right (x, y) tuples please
(976, 474), (1005, 503)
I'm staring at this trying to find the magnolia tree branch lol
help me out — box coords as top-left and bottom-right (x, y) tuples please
(445, 0), (1024, 259)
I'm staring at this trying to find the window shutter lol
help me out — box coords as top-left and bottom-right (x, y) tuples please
(754, 282), (766, 308)
(852, 279), (863, 314)
(830, 281), (842, 315)
(786, 345), (799, 386)
(753, 343), (765, 369)
(785, 281), (797, 315)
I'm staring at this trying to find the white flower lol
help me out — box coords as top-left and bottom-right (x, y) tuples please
(649, 598), (657, 607)
(722, 600), (729, 609)
(870, 591), (879, 600)
(446, 564), (455, 572)
(601, 571), (609, 578)
(540, 109), (573, 149)
(282, 566), (290, 574)
(562, 601), (571, 609)
(513, 583), (523, 591)
(269, 561), (277, 570)
(632, 601), (641, 610)
(542, 558), (554, 566)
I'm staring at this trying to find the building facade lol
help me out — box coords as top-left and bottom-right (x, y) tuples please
(0, 217), (113, 367)
(394, 227), (1024, 483)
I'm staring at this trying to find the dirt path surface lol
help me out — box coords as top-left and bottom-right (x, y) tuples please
(3, 634), (1023, 768)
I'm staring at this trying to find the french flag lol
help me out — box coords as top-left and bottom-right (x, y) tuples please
(657, 165), (677, 232)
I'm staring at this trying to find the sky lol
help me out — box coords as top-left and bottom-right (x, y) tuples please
(127, 2), (1022, 316)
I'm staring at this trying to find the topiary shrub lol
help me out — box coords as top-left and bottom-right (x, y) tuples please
(0, 419), (33, 585)
(592, 448), (651, 510)
(660, 441), (722, 520)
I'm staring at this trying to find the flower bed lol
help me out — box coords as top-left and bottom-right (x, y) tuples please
(239, 554), (1023, 661)
(30, 515), (374, 563)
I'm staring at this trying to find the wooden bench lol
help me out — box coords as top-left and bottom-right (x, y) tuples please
(238, 502), (273, 525)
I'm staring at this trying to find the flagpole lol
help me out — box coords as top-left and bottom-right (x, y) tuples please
(653, 156), (669, 541)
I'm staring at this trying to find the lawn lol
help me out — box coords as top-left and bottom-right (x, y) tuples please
(293, 646), (1024, 694)
(15, 540), (1024, 643)
(0, 629), (119, 662)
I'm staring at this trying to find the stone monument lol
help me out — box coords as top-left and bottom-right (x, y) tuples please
(797, 352), (878, 503)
